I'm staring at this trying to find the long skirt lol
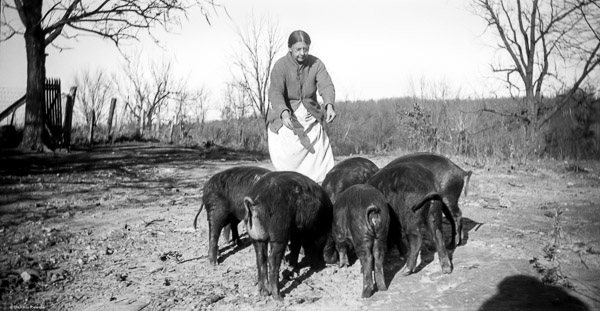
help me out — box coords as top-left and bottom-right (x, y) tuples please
(267, 104), (334, 183)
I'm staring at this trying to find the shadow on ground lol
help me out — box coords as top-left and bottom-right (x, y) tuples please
(0, 143), (268, 229)
(0, 143), (268, 176)
(479, 274), (590, 311)
(460, 217), (484, 246)
(217, 234), (253, 264)
(280, 256), (329, 299)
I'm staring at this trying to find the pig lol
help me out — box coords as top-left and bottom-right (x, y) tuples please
(243, 171), (333, 300)
(331, 184), (389, 298)
(385, 152), (472, 247)
(369, 163), (453, 275)
(193, 166), (270, 264)
(321, 157), (380, 204)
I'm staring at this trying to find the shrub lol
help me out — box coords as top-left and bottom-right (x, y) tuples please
(543, 90), (600, 160)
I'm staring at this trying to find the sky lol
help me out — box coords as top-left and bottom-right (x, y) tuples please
(0, 0), (506, 111)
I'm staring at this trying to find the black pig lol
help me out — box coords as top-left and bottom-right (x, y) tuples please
(331, 184), (389, 298)
(244, 171), (333, 300)
(369, 163), (453, 275)
(385, 152), (472, 247)
(193, 166), (270, 264)
(321, 157), (380, 204)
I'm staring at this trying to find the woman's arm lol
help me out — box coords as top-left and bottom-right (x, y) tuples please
(315, 59), (336, 123)
(268, 63), (289, 119)
(315, 59), (335, 107)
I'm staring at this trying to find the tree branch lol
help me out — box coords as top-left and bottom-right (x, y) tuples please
(483, 0), (527, 83)
(6, 0), (219, 48)
(43, 0), (82, 46)
(0, 4), (21, 41)
(481, 107), (530, 123)
(539, 40), (600, 128)
(515, 0), (531, 60)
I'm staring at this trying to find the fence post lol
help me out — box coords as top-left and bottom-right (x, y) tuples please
(107, 98), (117, 144)
(63, 86), (77, 151)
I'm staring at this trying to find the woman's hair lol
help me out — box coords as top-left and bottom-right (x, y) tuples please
(288, 30), (311, 47)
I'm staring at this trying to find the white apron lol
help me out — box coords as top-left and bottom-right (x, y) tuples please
(268, 104), (334, 183)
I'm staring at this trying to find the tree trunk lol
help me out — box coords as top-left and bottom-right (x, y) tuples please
(155, 110), (161, 139)
(137, 105), (144, 137)
(170, 118), (176, 144)
(18, 1), (46, 151)
(88, 112), (95, 146)
(524, 91), (544, 158)
(145, 108), (154, 137)
(107, 98), (117, 142)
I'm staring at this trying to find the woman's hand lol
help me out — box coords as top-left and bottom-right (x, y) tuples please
(281, 110), (294, 129)
(325, 104), (336, 123)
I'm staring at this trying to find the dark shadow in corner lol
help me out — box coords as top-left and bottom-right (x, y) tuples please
(479, 275), (589, 311)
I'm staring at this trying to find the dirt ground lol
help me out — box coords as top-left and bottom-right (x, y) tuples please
(1, 144), (599, 311)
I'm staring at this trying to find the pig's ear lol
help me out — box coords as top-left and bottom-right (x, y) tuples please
(244, 197), (254, 212)
(243, 197), (254, 222)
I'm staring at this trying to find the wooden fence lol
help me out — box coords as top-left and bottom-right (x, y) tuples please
(0, 78), (77, 149)
(44, 78), (63, 146)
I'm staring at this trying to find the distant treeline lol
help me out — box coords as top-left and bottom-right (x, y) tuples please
(71, 95), (600, 161)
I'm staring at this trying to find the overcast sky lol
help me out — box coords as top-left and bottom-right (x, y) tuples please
(0, 0), (506, 106)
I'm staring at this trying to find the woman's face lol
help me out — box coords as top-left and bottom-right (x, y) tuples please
(289, 42), (310, 63)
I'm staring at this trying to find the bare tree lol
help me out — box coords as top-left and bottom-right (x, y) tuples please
(407, 75), (459, 101)
(191, 87), (210, 126)
(0, 0), (218, 151)
(472, 0), (600, 153)
(221, 81), (250, 121)
(120, 55), (179, 137)
(145, 60), (177, 133)
(230, 14), (283, 126)
(171, 85), (209, 143)
(220, 81), (253, 147)
(74, 68), (113, 143)
(117, 54), (145, 135)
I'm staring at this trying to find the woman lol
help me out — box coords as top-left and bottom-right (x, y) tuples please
(267, 30), (337, 183)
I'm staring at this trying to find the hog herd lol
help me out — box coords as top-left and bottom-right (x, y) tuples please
(193, 152), (472, 300)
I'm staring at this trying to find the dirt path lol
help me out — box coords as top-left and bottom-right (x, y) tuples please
(1, 145), (599, 310)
